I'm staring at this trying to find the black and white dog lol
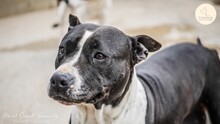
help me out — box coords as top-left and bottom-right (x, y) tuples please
(53, 0), (112, 28)
(48, 15), (220, 124)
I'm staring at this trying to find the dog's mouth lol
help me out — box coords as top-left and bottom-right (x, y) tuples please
(50, 95), (79, 105)
(49, 87), (110, 105)
(58, 100), (75, 105)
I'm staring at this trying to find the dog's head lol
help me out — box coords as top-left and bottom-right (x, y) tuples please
(48, 15), (161, 108)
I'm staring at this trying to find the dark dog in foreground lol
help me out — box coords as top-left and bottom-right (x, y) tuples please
(48, 14), (220, 124)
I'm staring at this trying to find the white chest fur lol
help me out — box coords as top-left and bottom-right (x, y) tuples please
(71, 71), (147, 124)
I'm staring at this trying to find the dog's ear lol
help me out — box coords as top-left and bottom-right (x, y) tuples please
(68, 14), (81, 30)
(130, 35), (161, 64)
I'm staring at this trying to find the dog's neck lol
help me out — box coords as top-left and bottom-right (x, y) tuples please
(73, 70), (147, 124)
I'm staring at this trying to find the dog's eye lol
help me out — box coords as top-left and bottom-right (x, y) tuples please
(94, 52), (106, 60)
(59, 47), (65, 55)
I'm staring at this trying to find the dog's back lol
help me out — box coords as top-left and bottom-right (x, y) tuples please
(136, 42), (220, 124)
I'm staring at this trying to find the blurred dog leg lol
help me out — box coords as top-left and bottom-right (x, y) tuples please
(53, 1), (68, 28)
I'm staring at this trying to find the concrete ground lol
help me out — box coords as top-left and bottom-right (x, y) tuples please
(0, 0), (219, 124)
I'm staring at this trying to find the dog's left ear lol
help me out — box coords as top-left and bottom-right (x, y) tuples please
(68, 14), (81, 31)
(130, 35), (161, 64)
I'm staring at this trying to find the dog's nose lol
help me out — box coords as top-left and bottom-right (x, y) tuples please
(50, 71), (74, 88)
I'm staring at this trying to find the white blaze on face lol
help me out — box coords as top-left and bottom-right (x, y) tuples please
(55, 30), (93, 93)
(72, 30), (93, 64)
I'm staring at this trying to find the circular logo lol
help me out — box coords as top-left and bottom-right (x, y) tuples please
(195, 3), (217, 25)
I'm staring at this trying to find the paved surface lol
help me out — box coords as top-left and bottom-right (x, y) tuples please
(0, 0), (219, 124)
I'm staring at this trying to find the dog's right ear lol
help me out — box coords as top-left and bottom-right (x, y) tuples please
(68, 14), (81, 30)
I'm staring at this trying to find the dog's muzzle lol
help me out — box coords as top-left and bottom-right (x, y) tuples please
(48, 71), (76, 105)
(48, 71), (110, 105)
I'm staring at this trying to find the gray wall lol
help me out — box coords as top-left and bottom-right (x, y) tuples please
(0, 0), (56, 18)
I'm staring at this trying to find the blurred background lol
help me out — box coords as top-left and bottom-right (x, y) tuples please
(0, 0), (219, 124)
